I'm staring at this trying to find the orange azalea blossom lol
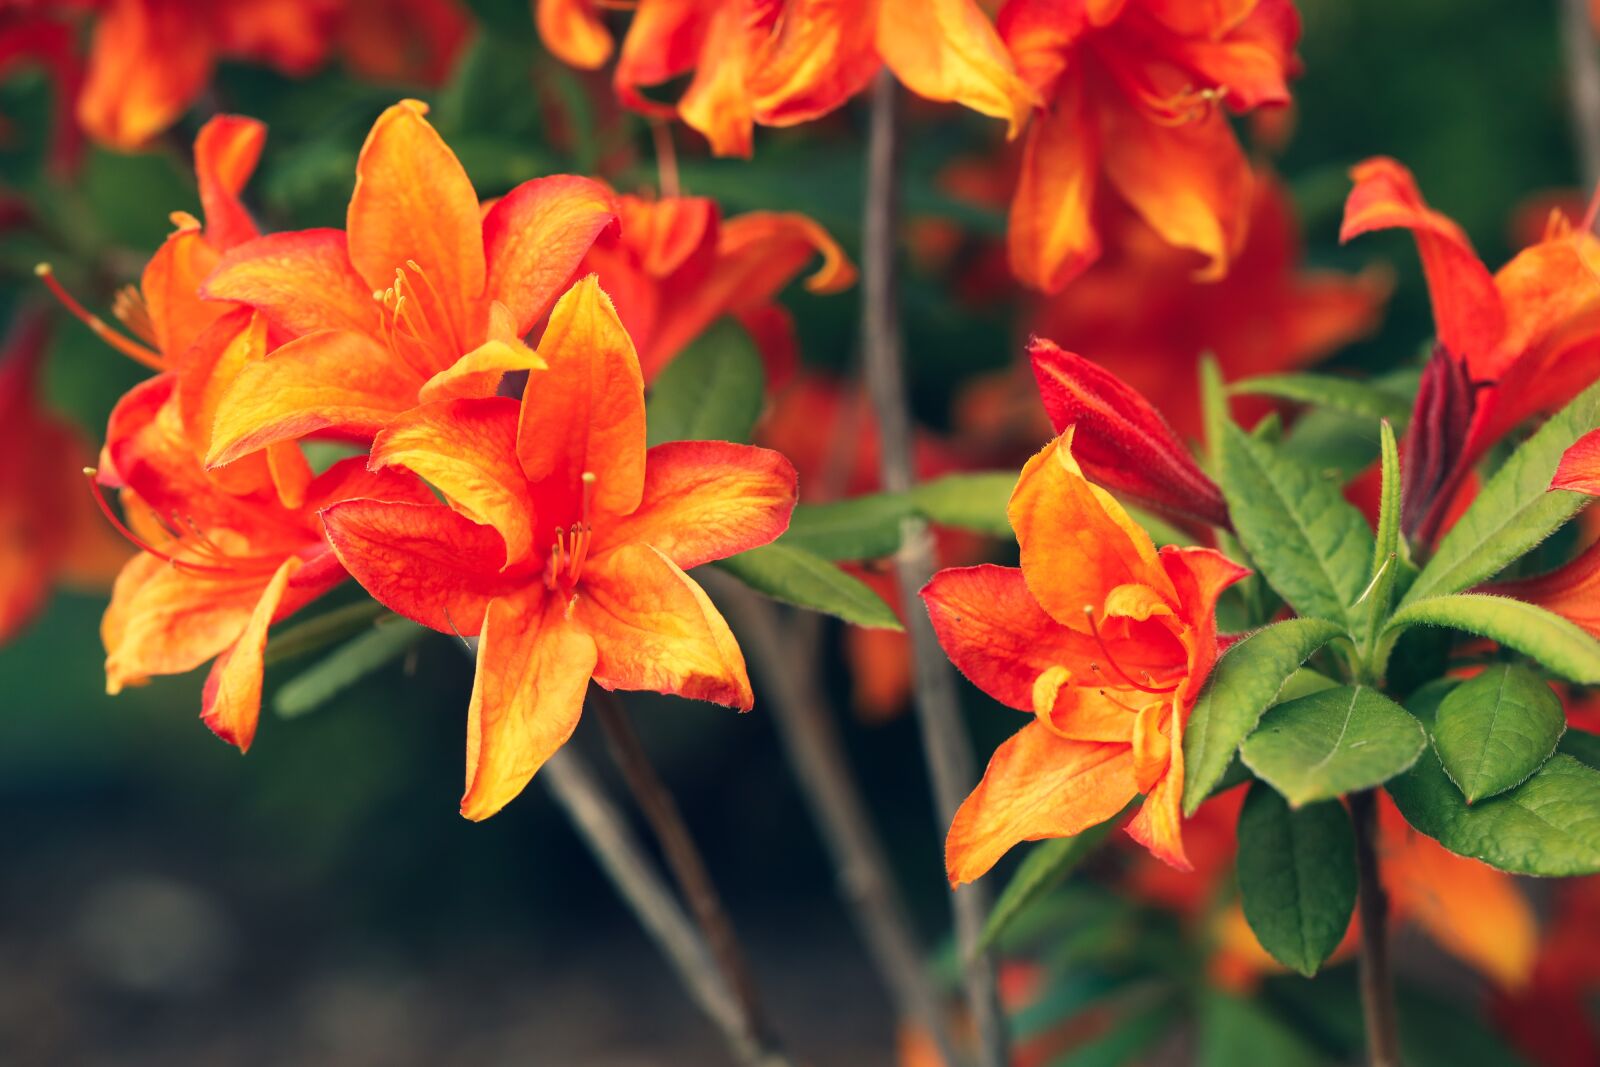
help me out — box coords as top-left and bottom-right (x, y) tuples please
(579, 191), (854, 383)
(998, 0), (1301, 291)
(923, 427), (1248, 879)
(321, 276), (797, 819)
(539, 0), (1033, 158)
(201, 99), (618, 467)
(961, 173), (1389, 447)
(0, 312), (125, 645)
(72, 0), (469, 151)
(95, 318), (432, 751)
(1491, 538), (1600, 641)
(1341, 158), (1600, 478)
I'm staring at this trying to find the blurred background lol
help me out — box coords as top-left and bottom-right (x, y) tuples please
(0, 0), (1592, 1063)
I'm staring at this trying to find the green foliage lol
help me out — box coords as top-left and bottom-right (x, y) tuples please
(1403, 381), (1600, 605)
(1219, 422), (1375, 634)
(779, 494), (911, 561)
(645, 319), (766, 446)
(713, 544), (902, 630)
(1385, 595), (1600, 684)
(276, 619), (429, 719)
(1182, 619), (1347, 815)
(1241, 685), (1426, 806)
(1236, 784), (1356, 977)
(1361, 420), (1405, 657)
(1197, 993), (1322, 1067)
(1431, 664), (1565, 803)
(1229, 373), (1414, 426)
(264, 601), (391, 666)
(980, 809), (1126, 951)
(910, 472), (1016, 538)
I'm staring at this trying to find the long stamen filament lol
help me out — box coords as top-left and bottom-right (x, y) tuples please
(1082, 606), (1180, 695)
(36, 265), (166, 370)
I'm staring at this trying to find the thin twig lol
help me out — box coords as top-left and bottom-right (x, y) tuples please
(860, 69), (1008, 1067)
(1561, 0), (1600, 204)
(588, 687), (790, 1065)
(1350, 789), (1402, 1067)
(705, 570), (963, 1065)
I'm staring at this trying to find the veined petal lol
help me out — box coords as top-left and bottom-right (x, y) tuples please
(461, 591), (598, 820)
(1035, 675), (1144, 743)
(1553, 428), (1600, 493)
(1125, 757), (1190, 870)
(482, 175), (618, 336)
(519, 276), (646, 519)
(142, 219), (226, 362)
(370, 397), (537, 565)
(301, 454), (437, 513)
(347, 100), (485, 344)
(1010, 430), (1171, 627)
(576, 543), (753, 708)
(877, 0), (1033, 136)
(1160, 544), (1249, 705)
(194, 114), (265, 251)
(207, 329), (426, 466)
(1340, 157), (1504, 366)
(199, 556), (301, 752)
(1008, 69), (1100, 292)
(594, 441), (797, 569)
(204, 229), (379, 338)
(921, 564), (1101, 712)
(321, 500), (513, 635)
(537, 0), (614, 68)
(947, 720), (1138, 884)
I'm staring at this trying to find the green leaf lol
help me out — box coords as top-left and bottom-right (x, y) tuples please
(1219, 422), (1375, 632)
(263, 600), (389, 667)
(1559, 728), (1600, 771)
(1229, 373), (1413, 427)
(910, 472), (1015, 538)
(1182, 618), (1346, 815)
(1362, 420), (1403, 652)
(1235, 785), (1356, 977)
(1387, 752), (1600, 876)
(1404, 380), (1600, 605)
(712, 544), (903, 630)
(1385, 595), (1600, 684)
(645, 319), (765, 446)
(274, 618), (427, 719)
(778, 493), (911, 561)
(1198, 992), (1321, 1067)
(1241, 685), (1426, 806)
(1431, 663), (1565, 803)
(1199, 354), (1229, 468)
(979, 809), (1125, 951)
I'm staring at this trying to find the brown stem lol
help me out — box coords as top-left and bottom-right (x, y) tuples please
(861, 68), (1009, 1067)
(1350, 790), (1402, 1067)
(1562, 0), (1600, 205)
(705, 570), (963, 1065)
(588, 687), (789, 1064)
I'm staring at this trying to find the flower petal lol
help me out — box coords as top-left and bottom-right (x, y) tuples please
(194, 114), (265, 251)
(876, 0), (1033, 136)
(746, 0), (881, 130)
(482, 175), (618, 336)
(76, 0), (213, 150)
(947, 719), (1137, 884)
(1554, 428), (1600, 494)
(1007, 68), (1100, 292)
(204, 229), (379, 338)
(537, 0), (614, 68)
(142, 219), (226, 362)
(461, 591), (598, 820)
(594, 441), (797, 570)
(577, 543), (752, 707)
(199, 556), (301, 752)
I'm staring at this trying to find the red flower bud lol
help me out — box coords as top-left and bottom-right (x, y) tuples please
(1402, 345), (1478, 543)
(1028, 337), (1229, 529)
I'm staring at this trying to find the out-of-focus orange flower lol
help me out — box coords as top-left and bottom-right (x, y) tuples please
(579, 192), (854, 383)
(997, 0), (1300, 291)
(322, 277), (797, 819)
(1492, 537), (1600, 641)
(1493, 875), (1600, 1067)
(1341, 158), (1600, 481)
(960, 172), (1386, 449)
(0, 313), (126, 646)
(94, 318), (432, 751)
(539, 0), (1033, 158)
(924, 427), (1248, 880)
(73, 0), (470, 151)
(202, 99), (618, 467)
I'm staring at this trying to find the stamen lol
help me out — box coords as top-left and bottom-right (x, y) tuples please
(36, 265), (165, 371)
(401, 260), (462, 354)
(1082, 606), (1180, 695)
(84, 469), (235, 576)
(580, 471), (597, 525)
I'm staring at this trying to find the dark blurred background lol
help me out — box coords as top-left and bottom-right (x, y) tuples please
(0, 0), (1587, 1063)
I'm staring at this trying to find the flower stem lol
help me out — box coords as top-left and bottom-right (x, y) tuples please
(588, 687), (789, 1065)
(1349, 789), (1402, 1067)
(705, 570), (963, 1065)
(861, 68), (1009, 1067)
(1561, 0), (1600, 204)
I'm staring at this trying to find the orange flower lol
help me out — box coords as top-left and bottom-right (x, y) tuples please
(999, 0), (1300, 291)
(94, 312), (433, 752)
(1341, 157), (1600, 467)
(540, 0), (1033, 157)
(1492, 538), (1600, 641)
(579, 192), (854, 383)
(73, 0), (470, 151)
(321, 276), (798, 819)
(201, 99), (618, 467)
(923, 427), (1248, 879)
(960, 172), (1385, 448)
(0, 312), (125, 646)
